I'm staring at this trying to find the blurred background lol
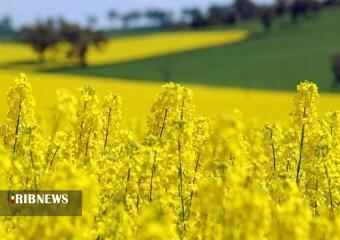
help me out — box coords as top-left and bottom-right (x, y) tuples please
(1, 0), (340, 121)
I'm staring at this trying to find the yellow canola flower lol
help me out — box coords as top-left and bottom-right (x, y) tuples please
(0, 43), (36, 65)
(1, 70), (340, 123)
(0, 74), (339, 240)
(87, 30), (249, 65)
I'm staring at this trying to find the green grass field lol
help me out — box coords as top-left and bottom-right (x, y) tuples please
(45, 8), (340, 91)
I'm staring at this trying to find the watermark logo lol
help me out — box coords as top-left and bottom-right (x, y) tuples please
(9, 191), (69, 205)
(1, 190), (82, 216)
(10, 192), (15, 205)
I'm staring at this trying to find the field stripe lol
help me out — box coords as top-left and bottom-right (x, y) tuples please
(87, 30), (249, 65)
(0, 70), (339, 123)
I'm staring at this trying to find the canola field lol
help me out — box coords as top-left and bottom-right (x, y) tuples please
(0, 29), (339, 123)
(1, 70), (340, 123)
(0, 74), (339, 239)
(0, 30), (249, 66)
(0, 29), (339, 239)
(87, 30), (249, 65)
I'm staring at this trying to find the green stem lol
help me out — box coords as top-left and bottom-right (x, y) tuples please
(85, 120), (94, 158)
(125, 167), (131, 206)
(268, 128), (276, 173)
(296, 105), (307, 186)
(13, 94), (22, 155)
(178, 139), (185, 222)
(159, 108), (168, 138)
(149, 152), (157, 201)
(136, 177), (142, 211)
(49, 145), (61, 169)
(78, 101), (88, 141)
(149, 108), (168, 201)
(296, 124), (305, 185)
(103, 106), (112, 155)
(187, 152), (201, 218)
(324, 164), (334, 216)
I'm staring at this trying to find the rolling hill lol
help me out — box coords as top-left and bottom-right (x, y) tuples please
(53, 7), (340, 92)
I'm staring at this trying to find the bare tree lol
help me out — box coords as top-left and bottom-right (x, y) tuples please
(21, 20), (59, 61)
(259, 6), (274, 31)
(121, 11), (141, 29)
(234, 0), (257, 19)
(145, 9), (172, 28)
(60, 21), (107, 67)
(107, 10), (119, 29)
(182, 8), (207, 28)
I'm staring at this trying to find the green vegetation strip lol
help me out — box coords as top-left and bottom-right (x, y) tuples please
(51, 8), (340, 91)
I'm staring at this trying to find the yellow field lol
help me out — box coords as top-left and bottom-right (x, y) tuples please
(1, 70), (340, 124)
(87, 30), (249, 65)
(0, 43), (36, 64)
(0, 30), (340, 239)
(0, 30), (249, 66)
(0, 29), (339, 124)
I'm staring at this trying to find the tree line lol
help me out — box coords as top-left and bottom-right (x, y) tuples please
(2, 0), (340, 79)
(105, 0), (339, 31)
(21, 20), (107, 67)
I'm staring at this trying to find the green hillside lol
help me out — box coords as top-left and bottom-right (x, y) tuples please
(53, 7), (340, 92)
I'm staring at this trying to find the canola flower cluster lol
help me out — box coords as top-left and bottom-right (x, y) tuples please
(0, 74), (339, 240)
